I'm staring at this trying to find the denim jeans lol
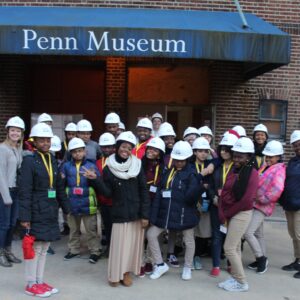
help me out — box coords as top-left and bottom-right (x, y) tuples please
(210, 204), (226, 267)
(0, 188), (19, 248)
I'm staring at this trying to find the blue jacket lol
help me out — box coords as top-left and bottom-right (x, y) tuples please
(62, 158), (100, 215)
(150, 163), (201, 230)
(280, 156), (300, 211)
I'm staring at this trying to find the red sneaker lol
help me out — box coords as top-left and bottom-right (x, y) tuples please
(210, 267), (220, 277)
(145, 262), (153, 275)
(39, 282), (59, 294)
(25, 284), (51, 298)
(139, 266), (145, 278)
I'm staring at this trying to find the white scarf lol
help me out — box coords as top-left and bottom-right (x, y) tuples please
(106, 154), (141, 180)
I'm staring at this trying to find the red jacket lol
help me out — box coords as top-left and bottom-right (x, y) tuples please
(132, 137), (153, 159)
(96, 157), (112, 206)
(219, 168), (258, 223)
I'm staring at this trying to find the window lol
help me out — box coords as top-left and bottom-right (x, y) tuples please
(259, 100), (287, 141)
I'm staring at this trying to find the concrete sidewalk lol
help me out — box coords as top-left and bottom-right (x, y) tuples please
(0, 221), (299, 300)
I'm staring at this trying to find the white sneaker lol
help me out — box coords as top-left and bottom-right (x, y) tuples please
(150, 263), (169, 279)
(181, 267), (192, 280)
(222, 279), (249, 292)
(218, 277), (235, 288)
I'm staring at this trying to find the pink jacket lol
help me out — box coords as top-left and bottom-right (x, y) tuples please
(254, 162), (286, 216)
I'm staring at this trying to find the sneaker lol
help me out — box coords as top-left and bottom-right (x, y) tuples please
(193, 256), (203, 270)
(5, 249), (22, 263)
(247, 260), (258, 270)
(144, 262), (153, 275)
(293, 271), (300, 279)
(89, 254), (100, 264)
(282, 259), (300, 271)
(210, 267), (220, 277)
(39, 283), (59, 294)
(139, 266), (145, 278)
(47, 247), (55, 255)
(25, 284), (51, 298)
(167, 254), (180, 268)
(257, 256), (268, 274)
(218, 277), (235, 289)
(150, 263), (169, 279)
(182, 267), (192, 280)
(222, 279), (249, 292)
(64, 252), (80, 260)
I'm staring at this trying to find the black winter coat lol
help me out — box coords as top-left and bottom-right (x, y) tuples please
(150, 164), (201, 230)
(100, 166), (150, 223)
(18, 152), (70, 241)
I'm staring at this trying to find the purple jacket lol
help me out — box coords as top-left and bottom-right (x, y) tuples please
(254, 163), (286, 216)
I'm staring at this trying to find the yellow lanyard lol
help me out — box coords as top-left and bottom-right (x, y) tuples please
(166, 167), (177, 189)
(195, 162), (204, 174)
(256, 156), (264, 168)
(222, 162), (233, 186)
(38, 152), (53, 188)
(64, 141), (67, 151)
(168, 158), (173, 169)
(101, 157), (107, 170)
(135, 141), (147, 153)
(147, 164), (160, 186)
(75, 162), (81, 186)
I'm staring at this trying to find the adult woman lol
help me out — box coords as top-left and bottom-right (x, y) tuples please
(101, 131), (150, 287)
(218, 137), (258, 292)
(280, 130), (300, 278)
(245, 140), (285, 274)
(0, 116), (25, 267)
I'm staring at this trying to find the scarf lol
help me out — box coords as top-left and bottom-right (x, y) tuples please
(106, 153), (141, 180)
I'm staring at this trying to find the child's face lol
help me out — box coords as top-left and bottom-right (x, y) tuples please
(100, 145), (115, 157)
(71, 147), (86, 161)
(77, 131), (91, 143)
(66, 131), (76, 141)
(136, 127), (151, 142)
(34, 137), (51, 153)
(162, 136), (175, 149)
(194, 149), (209, 162)
(254, 132), (267, 145)
(106, 124), (119, 137)
(265, 155), (280, 166)
(174, 159), (187, 170)
(220, 146), (232, 161)
(146, 146), (160, 160)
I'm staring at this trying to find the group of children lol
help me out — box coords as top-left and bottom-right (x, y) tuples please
(0, 111), (300, 297)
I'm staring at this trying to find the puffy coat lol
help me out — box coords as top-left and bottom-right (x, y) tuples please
(150, 163), (201, 230)
(254, 163), (286, 216)
(18, 151), (70, 241)
(62, 158), (99, 215)
(280, 156), (300, 211)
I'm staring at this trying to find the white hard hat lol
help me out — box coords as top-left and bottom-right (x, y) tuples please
(152, 112), (163, 121)
(262, 140), (284, 156)
(119, 122), (125, 130)
(171, 141), (193, 160)
(219, 133), (239, 147)
(68, 137), (86, 151)
(30, 123), (53, 138)
(232, 125), (247, 137)
(65, 122), (77, 132)
(158, 122), (176, 137)
(198, 126), (213, 137)
(99, 132), (116, 146)
(104, 112), (120, 124)
(232, 137), (255, 154)
(192, 137), (211, 150)
(253, 124), (268, 135)
(290, 130), (300, 144)
(183, 127), (200, 138)
(77, 119), (93, 132)
(5, 116), (25, 130)
(37, 113), (53, 124)
(50, 135), (62, 152)
(116, 131), (137, 146)
(136, 118), (153, 130)
(147, 137), (166, 153)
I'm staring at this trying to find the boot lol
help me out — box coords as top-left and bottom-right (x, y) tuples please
(282, 259), (300, 271)
(121, 272), (132, 287)
(0, 248), (12, 267)
(5, 247), (22, 263)
(257, 256), (268, 274)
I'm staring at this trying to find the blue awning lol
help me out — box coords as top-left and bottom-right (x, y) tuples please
(0, 7), (290, 78)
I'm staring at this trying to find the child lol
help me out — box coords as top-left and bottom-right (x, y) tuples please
(183, 127), (200, 146)
(62, 137), (102, 264)
(61, 122), (77, 161)
(104, 112), (121, 137)
(253, 124), (268, 169)
(96, 132), (116, 255)
(147, 141), (201, 281)
(199, 126), (218, 159)
(19, 123), (70, 298)
(132, 118), (153, 159)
